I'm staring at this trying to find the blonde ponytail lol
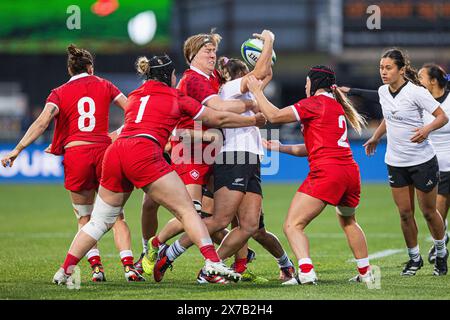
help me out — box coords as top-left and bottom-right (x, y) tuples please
(332, 86), (367, 135)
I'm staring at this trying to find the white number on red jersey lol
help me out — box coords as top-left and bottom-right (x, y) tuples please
(338, 115), (350, 148)
(135, 95), (150, 123)
(77, 97), (96, 132)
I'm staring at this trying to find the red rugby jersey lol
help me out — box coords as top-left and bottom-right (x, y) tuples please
(46, 73), (122, 155)
(120, 80), (204, 148)
(175, 67), (221, 131)
(290, 93), (356, 169)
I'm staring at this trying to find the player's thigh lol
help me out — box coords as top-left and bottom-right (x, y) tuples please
(213, 187), (245, 226)
(70, 189), (96, 205)
(391, 185), (415, 215)
(143, 171), (195, 218)
(237, 192), (262, 231)
(285, 192), (327, 229)
(416, 186), (438, 214)
(98, 185), (131, 207)
(186, 184), (203, 202)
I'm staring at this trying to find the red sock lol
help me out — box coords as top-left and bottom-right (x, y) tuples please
(234, 258), (248, 274)
(200, 244), (220, 262)
(151, 236), (161, 248)
(121, 256), (134, 267)
(88, 255), (101, 267)
(62, 253), (80, 275)
(299, 263), (314, 273)
(358, 266), (370, 275)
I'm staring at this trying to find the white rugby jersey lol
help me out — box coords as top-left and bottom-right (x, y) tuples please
(218, 78), (264, 157)
(379, 81), (440, 167)
(424, 90), (450, 171)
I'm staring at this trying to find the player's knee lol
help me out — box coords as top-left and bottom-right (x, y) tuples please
(398, 208), (414, 222)
(252, 227), (266, 240)
(240, 221), (259, 236)
(72, 204), (93, 220)
(82, 196), (122, 241)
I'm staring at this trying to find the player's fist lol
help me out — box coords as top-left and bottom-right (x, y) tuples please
(254, 112), (267, 128)
(262, 139), (281, 151)
(253, 30), (275, 42)
(1, 149), (20, 168)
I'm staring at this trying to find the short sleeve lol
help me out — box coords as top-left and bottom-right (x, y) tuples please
(415, 86), (440, 114)
(186, 75), (218, 104)
(179, 95), (205, 120)
(107, 81), (123, 102)
(46, 90), (60, 110)
(219, 78), (243, 99)
(290, 98), (318, 122)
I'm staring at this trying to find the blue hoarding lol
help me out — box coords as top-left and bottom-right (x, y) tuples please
(0, 142), (388, 184)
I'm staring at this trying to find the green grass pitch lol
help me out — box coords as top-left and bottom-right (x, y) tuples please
(0, 184), (449, 300)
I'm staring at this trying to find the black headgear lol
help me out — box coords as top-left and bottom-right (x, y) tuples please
(147, 54), (175, 87)
(307, 65), (336, 96)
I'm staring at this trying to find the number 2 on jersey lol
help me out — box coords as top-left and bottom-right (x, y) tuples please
(135, 95), (150, 123)
(338, 115), (350, 148)
(78, 97), (96, 132)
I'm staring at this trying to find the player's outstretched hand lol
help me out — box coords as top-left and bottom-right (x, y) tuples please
(1, 149), (20, 168)
(262, 139), (281, 151)
(338, 86), (351, 93)
(255, 112), (267, 128)
(247, 75), (263, 94)
(363, 137), (379, 156)
(410, 127), (430, 144)
(253, 30), (275, 43)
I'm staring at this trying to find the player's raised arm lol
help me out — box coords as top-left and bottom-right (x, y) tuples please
(262, 139), (308, 157)
(1, 102), (58, 167)
(247, 75), (296, 123)
(240, 30), (275, 93)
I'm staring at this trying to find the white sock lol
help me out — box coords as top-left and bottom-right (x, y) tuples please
(120, 250), (133, 260)
(407, 245), (421, 262)
(142, 238), (149, 254)
(434, 237), (447, 258)
(276, 252), (292, 268)
(86, 248), (100, 260)
(166, 240), (186, 261)
(298, 257), (313, 272)
(356, 257), (370, 274)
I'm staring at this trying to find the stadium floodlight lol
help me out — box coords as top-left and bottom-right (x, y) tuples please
(127, 11), (157, 45)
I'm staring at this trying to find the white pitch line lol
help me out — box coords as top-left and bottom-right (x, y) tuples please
(347, 249), (403, 262)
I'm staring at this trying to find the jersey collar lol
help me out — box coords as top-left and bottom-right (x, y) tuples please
(190, 66), (212, 79)
(436, 90), (450, 104)
(317, 92), (334, 99)
(68, 72), (90, 82)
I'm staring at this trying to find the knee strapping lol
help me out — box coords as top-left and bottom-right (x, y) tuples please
(336, 206), (356, 217)
(72, 204), (93, 219)
(82, 196), (123, 241)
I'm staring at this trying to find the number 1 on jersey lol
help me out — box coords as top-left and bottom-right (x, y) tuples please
(135, 95), (150, 123)
(338, 115), (350, 148)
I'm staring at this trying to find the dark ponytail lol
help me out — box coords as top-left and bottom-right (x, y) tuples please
(422, 63), (449, 90)
(67, 44), (93, 75)
(382, 48), (421, 86)
(217, 56), (249, 82)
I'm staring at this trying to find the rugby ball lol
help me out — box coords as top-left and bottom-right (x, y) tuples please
(241, 38), (276, 68)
